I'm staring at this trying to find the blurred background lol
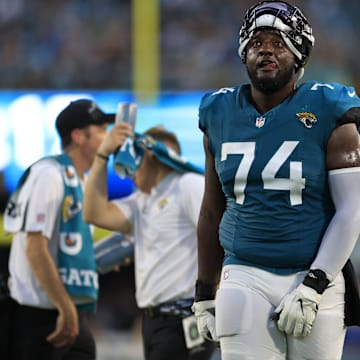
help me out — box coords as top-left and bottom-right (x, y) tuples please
(0, 0), (360, 359)
(0, 0), (359, 91)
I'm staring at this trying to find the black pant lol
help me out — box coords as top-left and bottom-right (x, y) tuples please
(142, 312), (215, 360)
(10, 302), (96, 360)
(0, 295), (16, 359)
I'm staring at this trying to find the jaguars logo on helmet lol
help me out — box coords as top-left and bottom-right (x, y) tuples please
(238, 1), (314, 77)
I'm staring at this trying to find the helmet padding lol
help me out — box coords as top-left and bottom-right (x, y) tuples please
(238, 1), (314, 77)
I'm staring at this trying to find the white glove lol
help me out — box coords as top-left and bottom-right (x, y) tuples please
(275, 283), (322, 337)
(191, 300), (218, 342)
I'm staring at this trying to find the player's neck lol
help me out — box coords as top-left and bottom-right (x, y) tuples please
(250, 82), (296, 114)
(64, 149), (88, 180)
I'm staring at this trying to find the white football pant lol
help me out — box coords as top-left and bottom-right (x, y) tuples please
(216, 264), (346, 360)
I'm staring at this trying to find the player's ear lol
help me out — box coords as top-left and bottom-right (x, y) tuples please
(140, 150), (154, 165)
(70, 128), (83, 145)
(146, 150), (156, 161)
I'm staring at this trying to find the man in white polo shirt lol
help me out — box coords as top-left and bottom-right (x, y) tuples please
(84, 124), (215, 359)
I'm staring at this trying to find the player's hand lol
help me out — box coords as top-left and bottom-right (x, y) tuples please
(275, 283), (321, 337)
(274, 269), (329, 337)
(46, 302), (79, 348)
(192, 300), (218, 342)
(113, 257), (133, 272)
(98, 122), (133, 156)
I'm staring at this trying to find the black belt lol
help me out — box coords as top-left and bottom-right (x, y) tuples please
(143, 298), (194, 318)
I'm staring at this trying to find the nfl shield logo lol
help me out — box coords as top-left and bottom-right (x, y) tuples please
(255, 116), (266, 128)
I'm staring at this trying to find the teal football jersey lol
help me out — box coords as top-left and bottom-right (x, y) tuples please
(199, 81), (360, 274)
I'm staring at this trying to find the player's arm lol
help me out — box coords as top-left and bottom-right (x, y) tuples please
(309, 120), (360, 280)
(193, 134), (225, 342)
(277, 113), (360, 337)
(197, 135), (225, 287)
(23, 165), (79, 347)
(83, 123), (132, 233)
(26, 232), (79, 347)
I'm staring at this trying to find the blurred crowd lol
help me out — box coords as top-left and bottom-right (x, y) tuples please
(0, 0), (359, 91)
(1, 2), (360, 357)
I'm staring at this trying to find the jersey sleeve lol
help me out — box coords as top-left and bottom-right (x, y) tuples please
(24, 162), (63, 239)
(112, 192), (138, 225)
(198, 86), (239, 159)
(199, 87), (236, 130)
(317, 83), (360, 122)
(334, 85), (360, 120)
(198, 91), (214, 134)
(179, 173), (205, 226)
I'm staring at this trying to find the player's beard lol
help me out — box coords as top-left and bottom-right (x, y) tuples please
(246, 65), (294, 94)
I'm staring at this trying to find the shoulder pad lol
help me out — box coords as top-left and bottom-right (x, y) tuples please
(200, 87), (237, 110)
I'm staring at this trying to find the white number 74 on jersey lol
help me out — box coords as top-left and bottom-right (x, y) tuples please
(221, 141), (305, 206)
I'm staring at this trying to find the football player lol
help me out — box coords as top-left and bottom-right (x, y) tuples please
(192, 1), (360, 359)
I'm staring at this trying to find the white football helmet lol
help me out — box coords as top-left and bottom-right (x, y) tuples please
(238, 1), (314, 72)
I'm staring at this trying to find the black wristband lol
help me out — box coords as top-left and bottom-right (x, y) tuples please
(303, 269), (330, 294)
(195, 280), (217, 302)
(96, 152), (109, 162)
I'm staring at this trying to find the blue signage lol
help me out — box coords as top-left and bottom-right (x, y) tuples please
(0, 90), (205, 200)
